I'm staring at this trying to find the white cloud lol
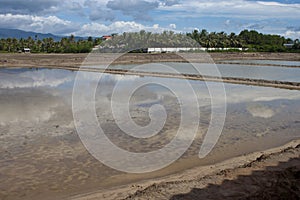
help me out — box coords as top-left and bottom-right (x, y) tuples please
(75, 21), (165, 36)
(257, 1), (300, 8)
(0, 12), (171, 36)
(153, 24), (160, 29)
(158, 0), (300, 19)
(0, 0), (299, 37)
(284, 30), (300, 39)
(77, 21), (143, 36)
(169, 23), (176, 29)
(0, 14), (79, 34)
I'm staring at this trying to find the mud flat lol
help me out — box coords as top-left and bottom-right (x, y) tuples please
(0, 52), (300, 68)
(71, 140), (300, 200)
(1, 58), (300, 199)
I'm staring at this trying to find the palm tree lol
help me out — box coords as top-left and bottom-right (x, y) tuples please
(6, 38), (12, 52)
(69, 34), (75, 43)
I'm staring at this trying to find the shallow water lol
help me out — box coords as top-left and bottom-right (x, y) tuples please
(0, 67), (299, 200)
(103, 62), (300, 82)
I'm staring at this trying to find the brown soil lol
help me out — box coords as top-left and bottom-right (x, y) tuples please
(211, 52), (300, 61)
(0, 52), (299, 68)
(71, 140), (300, 200)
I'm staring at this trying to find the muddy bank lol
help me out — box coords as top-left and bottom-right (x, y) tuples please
(211, 52), (300, 62)
(71, 140), (300, 200)
(217, 61), (300, 68)
(0, 53), (86, 68)
(0, 52), (300, 68)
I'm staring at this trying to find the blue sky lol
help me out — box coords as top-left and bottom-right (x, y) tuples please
(0, 0), (299, 38)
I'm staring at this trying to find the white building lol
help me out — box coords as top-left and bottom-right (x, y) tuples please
(147, 47), (204, 53)
(23, 48), (31, 53)
(146, 47), (243, 53)
(284, 44), (294, 48)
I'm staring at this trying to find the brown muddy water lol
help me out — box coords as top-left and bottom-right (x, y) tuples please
(0, 67), (299, 200)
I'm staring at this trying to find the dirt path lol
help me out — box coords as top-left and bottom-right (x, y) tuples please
(72, 68), (300, 90)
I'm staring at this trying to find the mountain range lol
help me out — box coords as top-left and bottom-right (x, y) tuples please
(0, 28), (86, 41)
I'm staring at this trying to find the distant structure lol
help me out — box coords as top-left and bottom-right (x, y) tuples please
(143, 47), (244, 53)
(92, 45), (101, 51)
(283, 43), (294, 48)
(23, 48), (31, 53)
(146, 47), (200, 53)
(102, 35), (113, 41)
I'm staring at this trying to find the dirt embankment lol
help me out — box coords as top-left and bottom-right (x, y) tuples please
(0, 53), (86, 68)
(70, 140), (300, 200)
(211, 52), (300, 61)
(72, 68), (300, 90)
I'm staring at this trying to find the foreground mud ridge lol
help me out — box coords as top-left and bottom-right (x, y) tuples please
(125, 145), (300, 200)
(70, 141), (300, 200)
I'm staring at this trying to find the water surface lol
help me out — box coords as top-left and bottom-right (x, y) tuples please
(0, 67), (299, 200)
(103, 62), (300, 82)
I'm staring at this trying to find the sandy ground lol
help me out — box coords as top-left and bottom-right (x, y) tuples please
(70, 140), (300, 200)
(0, 52), (300, 68)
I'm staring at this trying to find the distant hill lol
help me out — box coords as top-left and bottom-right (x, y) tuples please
(0, 28), (86, 41)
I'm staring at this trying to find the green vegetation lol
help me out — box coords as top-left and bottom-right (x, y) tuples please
(100, 29), (299, 53)
(99, 30), (199, 53)
(188, 29), (299, 52)
(0, 29), (299, 53)
(0, 35), (101, 53)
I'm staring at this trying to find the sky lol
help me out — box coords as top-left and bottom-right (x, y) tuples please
(0, 0), (299, 38)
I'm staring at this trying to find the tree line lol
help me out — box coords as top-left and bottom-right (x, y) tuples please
(98, 30), (200, 53)
(100, 29), (299, 53)
(0, 29), (299, 53)
(0, 35), (102, 53)
(187, 29), (299, 52)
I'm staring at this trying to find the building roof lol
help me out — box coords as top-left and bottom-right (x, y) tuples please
(102, 35), (112, 40)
